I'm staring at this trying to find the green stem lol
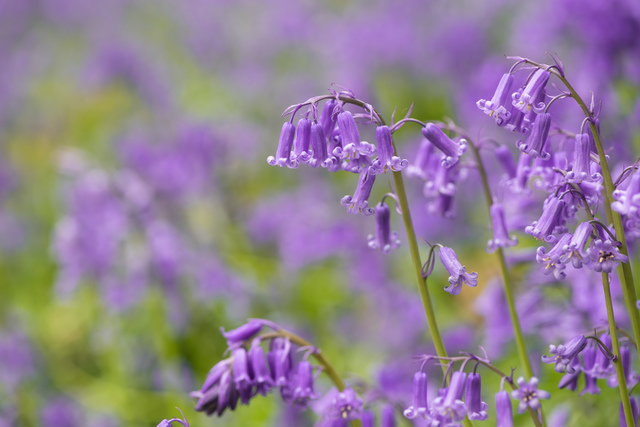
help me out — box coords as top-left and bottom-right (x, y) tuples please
(467, 141), (533, 379)
(335, 98), (468, 425)
(467, 140), (545, 426)
(601, 273), (635, 427)
(523, 60), (640, 370)
(391, 169), (449, 360)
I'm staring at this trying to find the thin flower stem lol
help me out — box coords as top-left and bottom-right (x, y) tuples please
(523, 60), (640, 369)
(601, 273), (635, 427)
(261, 331), (362, 427)
(467, 141), (534, 380)
(333, 98), (451, 368)
(467, 140), (546, 427)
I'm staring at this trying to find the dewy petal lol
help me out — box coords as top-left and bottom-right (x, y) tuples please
(421, 123), (467, 168)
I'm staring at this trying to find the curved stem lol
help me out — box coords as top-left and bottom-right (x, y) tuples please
(519, 61), (640, 369)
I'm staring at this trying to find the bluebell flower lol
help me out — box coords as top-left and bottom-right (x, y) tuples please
(512, 68), (550, 114)
(368, 202), (400, 254)
(566, 133), (601, 183)
(487, 201), (518, 253)
(332, 111), (376, 160)
(292, 118), (312, 163)
(465, 373), (488, 421)
(268, 122), (298, 168)
(586, 238), (628, 273)
(477, 73), (514, 125)
(439, 247), (478, 295)
(432, 371), (467, 421)
(612, 168), (640, 218)
(525, 195), (567, 242)
(380, 404), (396, 427)
(403, 371), (428, 419)
(516, 112), (551, 160)
(291, 360), (319, 407)
(541, 335), (587, 373)
(372, 125), (408, 174)
(495, 390), (514, 427)
(341, 166), (376, 215)
(406, 138), (436, 180)
(563, 222), (592, 268)
(536, 233), (572, 280)
(511, 376), (550, 413)
(421, 123), (467, 169)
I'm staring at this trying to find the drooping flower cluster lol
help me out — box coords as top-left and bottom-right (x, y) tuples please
(191, 319), (328, 416)
(542, 333), (639, 395)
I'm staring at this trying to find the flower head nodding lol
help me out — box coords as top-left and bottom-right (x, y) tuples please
(403, 371), (428, 419)
(563, 222), (592, 268)
(512, 68), (550, 114)
(487, 201), (518, 253)
(341, 166), (376, 216)
(516, 112), (551, 160)
(368, 202), (400, 254)
(372, 125), (408, 174)
(612, 167), (640, 218)
(432, 371), (467, 421)
(421, 123), (467, 169)
(541, 335), (587, 373)
(268, 122), (299, 168)
(477, 73), (514, 125)
(566, 133), (601, 183)
(511, 376), (550, 414)
(292, 118), (312, 162)
(495, 390), (514, 427)
(332, 111), (376, 161)
(535, 233), (572, 280)
(586, 238), (628, 273)
(525, 195), (567, 242)
(439, 246), (478, 295)
(465, 372), (489, 421)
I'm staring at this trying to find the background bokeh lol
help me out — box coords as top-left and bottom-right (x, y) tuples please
(1, 0), (639, 425)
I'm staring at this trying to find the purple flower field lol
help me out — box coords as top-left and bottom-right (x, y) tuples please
(0, 1), (639, 426)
